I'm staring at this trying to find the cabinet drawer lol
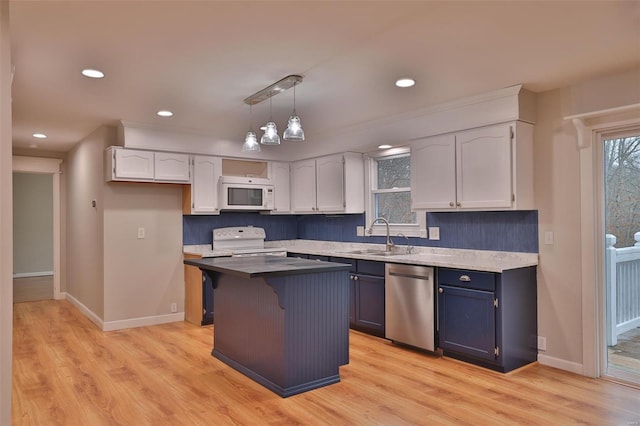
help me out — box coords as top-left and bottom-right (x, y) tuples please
(330, 257), (356, 272)
(356, 260), (385, 276)
(438, 268), (495, 291)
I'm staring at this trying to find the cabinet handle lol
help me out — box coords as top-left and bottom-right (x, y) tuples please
(354, 276), (359, 281)
(449, 202), (454, 207)
(456, 202), (461, 207)
(438, 287), (443, 294)
(459, 275), (471, 282)
(350, 275), (354, 280)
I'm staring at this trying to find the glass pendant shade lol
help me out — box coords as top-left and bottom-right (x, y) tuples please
(260, 121), (280, 145)
(283, 115), (305, 141)
(242, 131), (260, 152)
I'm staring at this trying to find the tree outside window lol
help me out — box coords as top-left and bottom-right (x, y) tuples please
(605, 135), (640, 247)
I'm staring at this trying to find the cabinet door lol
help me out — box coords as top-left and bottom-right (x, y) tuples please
(456, 123), (512, 209)
(114, 148), (154, 180)
(438, 285), (496, 361)
(411, 134), (457, 209)
(154, 152), (190, 182)
(270, 162), (291, 213)
(354, 273), (385, 336)
(192, 155), (222, 214)
(291, 159), (317, 213)
(316, 154), (345, 212)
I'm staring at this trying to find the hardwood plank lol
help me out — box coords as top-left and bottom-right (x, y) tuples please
(12, 300), (640, 425)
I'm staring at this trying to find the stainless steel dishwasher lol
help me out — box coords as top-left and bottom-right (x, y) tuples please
(385, 263), (435, 351)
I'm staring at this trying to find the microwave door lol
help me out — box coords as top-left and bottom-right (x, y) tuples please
(228, 187), (263, 207)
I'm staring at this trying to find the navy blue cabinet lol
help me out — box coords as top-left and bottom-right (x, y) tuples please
(437, 267), (537, 372)
(344, 259), (385, 337)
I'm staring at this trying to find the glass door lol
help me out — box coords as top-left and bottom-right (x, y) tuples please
(603, 132), (640, 384)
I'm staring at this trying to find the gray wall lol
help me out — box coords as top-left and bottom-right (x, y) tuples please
(12, 172), (53, 275)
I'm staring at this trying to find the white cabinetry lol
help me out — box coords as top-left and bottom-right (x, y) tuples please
(154, 152), (190, 182)
(106, 147), (190, 183)
(411, 122), (533, 211)
(108, 148), (154, 180)
(269, 161), (291, 214)
(291, 152), (364, 214)
(186, 155), (222, 215)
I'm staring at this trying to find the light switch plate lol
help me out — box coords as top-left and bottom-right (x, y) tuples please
(137, 227), (145, 239)
(428, 227), (440, 240)
(544, 231), (554, 245)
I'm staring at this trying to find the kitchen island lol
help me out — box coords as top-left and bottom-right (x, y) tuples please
(183, 255), (351, 397)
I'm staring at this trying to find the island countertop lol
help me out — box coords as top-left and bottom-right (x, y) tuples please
(183, 255), (352, 279)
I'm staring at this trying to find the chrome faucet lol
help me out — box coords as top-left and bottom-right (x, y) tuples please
(368, 217), (395, 252)
(395, 233), (414, 254)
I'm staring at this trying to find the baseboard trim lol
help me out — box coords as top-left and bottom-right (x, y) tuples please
(537, 353), (584, 375)
(63, 292), (185, 331)
(13, 271), (54, 278)
(102, 312), (185, 332)
(63, 292), (105, 330)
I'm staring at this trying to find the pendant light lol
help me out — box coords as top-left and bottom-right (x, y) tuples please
(242, 104), (260, 152)
(283, 82), (305, 141)
(260, 95), (280, 145)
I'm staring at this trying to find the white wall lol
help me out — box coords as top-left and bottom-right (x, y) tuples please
(103, 182), (183, 322)
(534, 66), (640, 370)
(0, 2), (12, 423)
(12, 172), (53, 275)
(66, 126), (111, 318)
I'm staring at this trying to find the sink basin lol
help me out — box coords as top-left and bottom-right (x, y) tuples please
(340, 249), (406, 257)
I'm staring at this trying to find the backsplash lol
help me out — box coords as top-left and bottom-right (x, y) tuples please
(184, 210), (538, 253)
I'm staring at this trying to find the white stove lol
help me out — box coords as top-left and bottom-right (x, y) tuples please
(212, 226), (286, 257)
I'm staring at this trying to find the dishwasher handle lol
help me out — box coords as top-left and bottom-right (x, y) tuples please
(387, 271), (431, 281)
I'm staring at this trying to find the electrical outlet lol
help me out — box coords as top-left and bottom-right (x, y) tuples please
(137, 227), (145, 239)
(544, 231), (554, 245)
(356, 226), (364, 237)
(538, 336), (547, 351)
(428, 227), (440, 240)
(171, 302), (177, 313)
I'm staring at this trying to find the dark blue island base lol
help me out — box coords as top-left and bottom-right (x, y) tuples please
(184, 256), (351, 397)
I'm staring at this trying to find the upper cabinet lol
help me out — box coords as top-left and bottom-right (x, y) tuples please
(291, 152), (364, 214)
(411, 121), (533, 211)
(154, 152), (190, 182)
(106, 147), (190, 183)
(183, 155), (222, 215)
(269, 161), (291, 214)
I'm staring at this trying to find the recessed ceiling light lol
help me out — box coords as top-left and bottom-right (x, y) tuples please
(395, 78), (415, 88)
(157, 110), (173, 117)
(32, 133), (47, 139)
(81, 68), (105, 79)
(378, 144), (392, 149)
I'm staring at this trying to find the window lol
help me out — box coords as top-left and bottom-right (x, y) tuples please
(365, 148), (425, 238)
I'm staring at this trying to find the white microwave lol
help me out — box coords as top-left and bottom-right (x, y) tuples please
(218, 176), (274, 211)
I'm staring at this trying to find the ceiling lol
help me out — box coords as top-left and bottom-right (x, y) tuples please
(9, 1), (640, 155)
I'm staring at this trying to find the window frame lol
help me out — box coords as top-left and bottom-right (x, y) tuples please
(364, 147), (426, 238)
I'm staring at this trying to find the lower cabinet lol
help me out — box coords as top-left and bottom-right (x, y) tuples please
(184, 254), (218, 326)
(437, 266), (537, 372)
(332, 257), (385, 337)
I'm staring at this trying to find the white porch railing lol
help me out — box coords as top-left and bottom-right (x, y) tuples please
(605, 232), (640, 346)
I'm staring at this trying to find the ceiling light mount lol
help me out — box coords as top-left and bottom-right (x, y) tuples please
(244, 75), (303, 106)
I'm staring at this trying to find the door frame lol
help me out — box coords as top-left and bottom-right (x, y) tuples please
(12, 156), (62, 300)
(571, 104), (640, 378)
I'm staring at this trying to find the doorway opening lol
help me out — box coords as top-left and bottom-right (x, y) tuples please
(603, 131), (640, 385)
(12, 172), (53, 302)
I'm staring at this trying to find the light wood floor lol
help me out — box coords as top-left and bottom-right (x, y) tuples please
(12, 300), (640, 425)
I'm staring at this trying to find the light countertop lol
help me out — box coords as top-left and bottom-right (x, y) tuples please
(183, 239), (538, 273)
